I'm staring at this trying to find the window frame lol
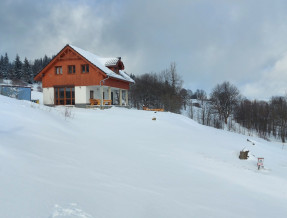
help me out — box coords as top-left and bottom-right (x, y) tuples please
(54, 86), (75, 105)
(55, 66), (62, 75)
(68, 65), (76, 74)
(90, 90), (94, 99)
(81, 64), (89, 74)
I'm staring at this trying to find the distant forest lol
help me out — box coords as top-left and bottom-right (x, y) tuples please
(0, 52), (52, 84)
(129, 65), (287, 143)
(1, 52), (287, 143)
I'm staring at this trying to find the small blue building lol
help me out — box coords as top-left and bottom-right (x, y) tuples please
(0, 85), (31, 101)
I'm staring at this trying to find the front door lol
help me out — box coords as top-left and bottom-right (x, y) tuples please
(111, 92), (113, 105)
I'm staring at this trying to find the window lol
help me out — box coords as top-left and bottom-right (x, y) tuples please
(55, 66), (62, 75)
(54, 87), (75, 105)
(68, 65), (76, 74)
(81, 64), (89, 73)
(90, 90), (94, 99)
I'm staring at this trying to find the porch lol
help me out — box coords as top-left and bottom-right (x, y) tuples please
(84, 85), (129, 107)
(44, 85), (129, 107)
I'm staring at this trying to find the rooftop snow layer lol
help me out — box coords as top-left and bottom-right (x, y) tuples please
(69, 45), (134, 83)
(98, 57), (119, 67)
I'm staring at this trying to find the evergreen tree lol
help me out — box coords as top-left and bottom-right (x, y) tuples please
(2, 53), (10, 79)
(12, 54), (23, 80)
(0, 55), (4, 79)
(42, 55), (50, 67)
(22, 58), (33, 83)
(32, 58), (43, 78)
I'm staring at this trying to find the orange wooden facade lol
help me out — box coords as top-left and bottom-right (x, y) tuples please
(34, 45), (130, 90)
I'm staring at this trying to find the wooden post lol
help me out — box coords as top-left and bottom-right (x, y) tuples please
(108, 87), (111, 101)
(100, 86), (103, 106)
(125, 89), (128, 106)
(119, 89), (122, 106)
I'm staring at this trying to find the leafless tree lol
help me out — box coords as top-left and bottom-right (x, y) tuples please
(210, 81), (241, 124)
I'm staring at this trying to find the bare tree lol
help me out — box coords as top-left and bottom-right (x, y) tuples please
(270, 96), (287, 143)
(210, 81), (241, 124)
(195, 89), (207, 103)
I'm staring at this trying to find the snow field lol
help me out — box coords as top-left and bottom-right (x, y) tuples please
(0, 94), (287, 218)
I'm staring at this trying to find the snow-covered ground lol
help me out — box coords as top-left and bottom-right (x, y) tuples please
(0, 94), (287, 218)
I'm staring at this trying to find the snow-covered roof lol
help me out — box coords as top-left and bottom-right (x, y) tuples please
(98, 57), (119, 67)
(69, 45), (134, 83)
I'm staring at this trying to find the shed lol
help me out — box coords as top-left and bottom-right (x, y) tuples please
(0, 84), (31, 101)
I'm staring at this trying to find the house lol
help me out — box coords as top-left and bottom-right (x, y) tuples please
(34, 44), (134, 107)
(0, 84), (31, 101)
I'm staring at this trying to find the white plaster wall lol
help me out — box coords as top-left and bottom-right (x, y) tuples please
(43, 87), (54, 105)
(86, 86), (111, 100)
(75, 86), (87, 104)
(86, 86), (99, 100)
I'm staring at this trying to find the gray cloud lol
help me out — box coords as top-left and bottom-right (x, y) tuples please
(1, 0), (287, 99)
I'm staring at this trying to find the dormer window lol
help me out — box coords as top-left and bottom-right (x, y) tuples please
(55, 66), (62, 75)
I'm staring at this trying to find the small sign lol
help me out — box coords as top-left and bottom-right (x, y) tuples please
(257, 158), (264, 170)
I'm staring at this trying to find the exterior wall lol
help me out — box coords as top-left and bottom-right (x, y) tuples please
(75, 86), (87, 104)
(43, 87), (54, 105)
(42, 60), (105, 88)
(105, 78), (129, 90)
(39, 47), (130, 90)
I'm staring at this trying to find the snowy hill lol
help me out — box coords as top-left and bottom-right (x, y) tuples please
(0, 94), (287, 218)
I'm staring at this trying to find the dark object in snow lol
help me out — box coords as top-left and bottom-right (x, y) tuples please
(152, 117), (156, 121)
(239, 150), (249, 159)
(247, 139), (255, 145)
(192, 102), (201, 108)
(31, 99), (39, 104)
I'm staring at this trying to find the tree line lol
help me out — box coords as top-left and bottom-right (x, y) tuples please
(129, 62), (206, 114)
(0, 52), (52, 84)
(194, 81), (287, 143)
(234, 97), (287, 142)
(130, 69), (287, 143)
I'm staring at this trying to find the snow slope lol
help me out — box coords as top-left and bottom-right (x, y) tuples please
(0, 95), (287, 218)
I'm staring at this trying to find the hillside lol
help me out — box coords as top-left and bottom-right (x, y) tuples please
(0, 95), (287, 218)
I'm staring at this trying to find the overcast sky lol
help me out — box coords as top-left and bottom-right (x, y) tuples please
(1, 0), (287, 99)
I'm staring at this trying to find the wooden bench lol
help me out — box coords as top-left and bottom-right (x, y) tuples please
(103, 100), (112, 105)
(143, 106), (164, 112)
(90, 99), (100, 105)
(90, 99), (112, 106)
